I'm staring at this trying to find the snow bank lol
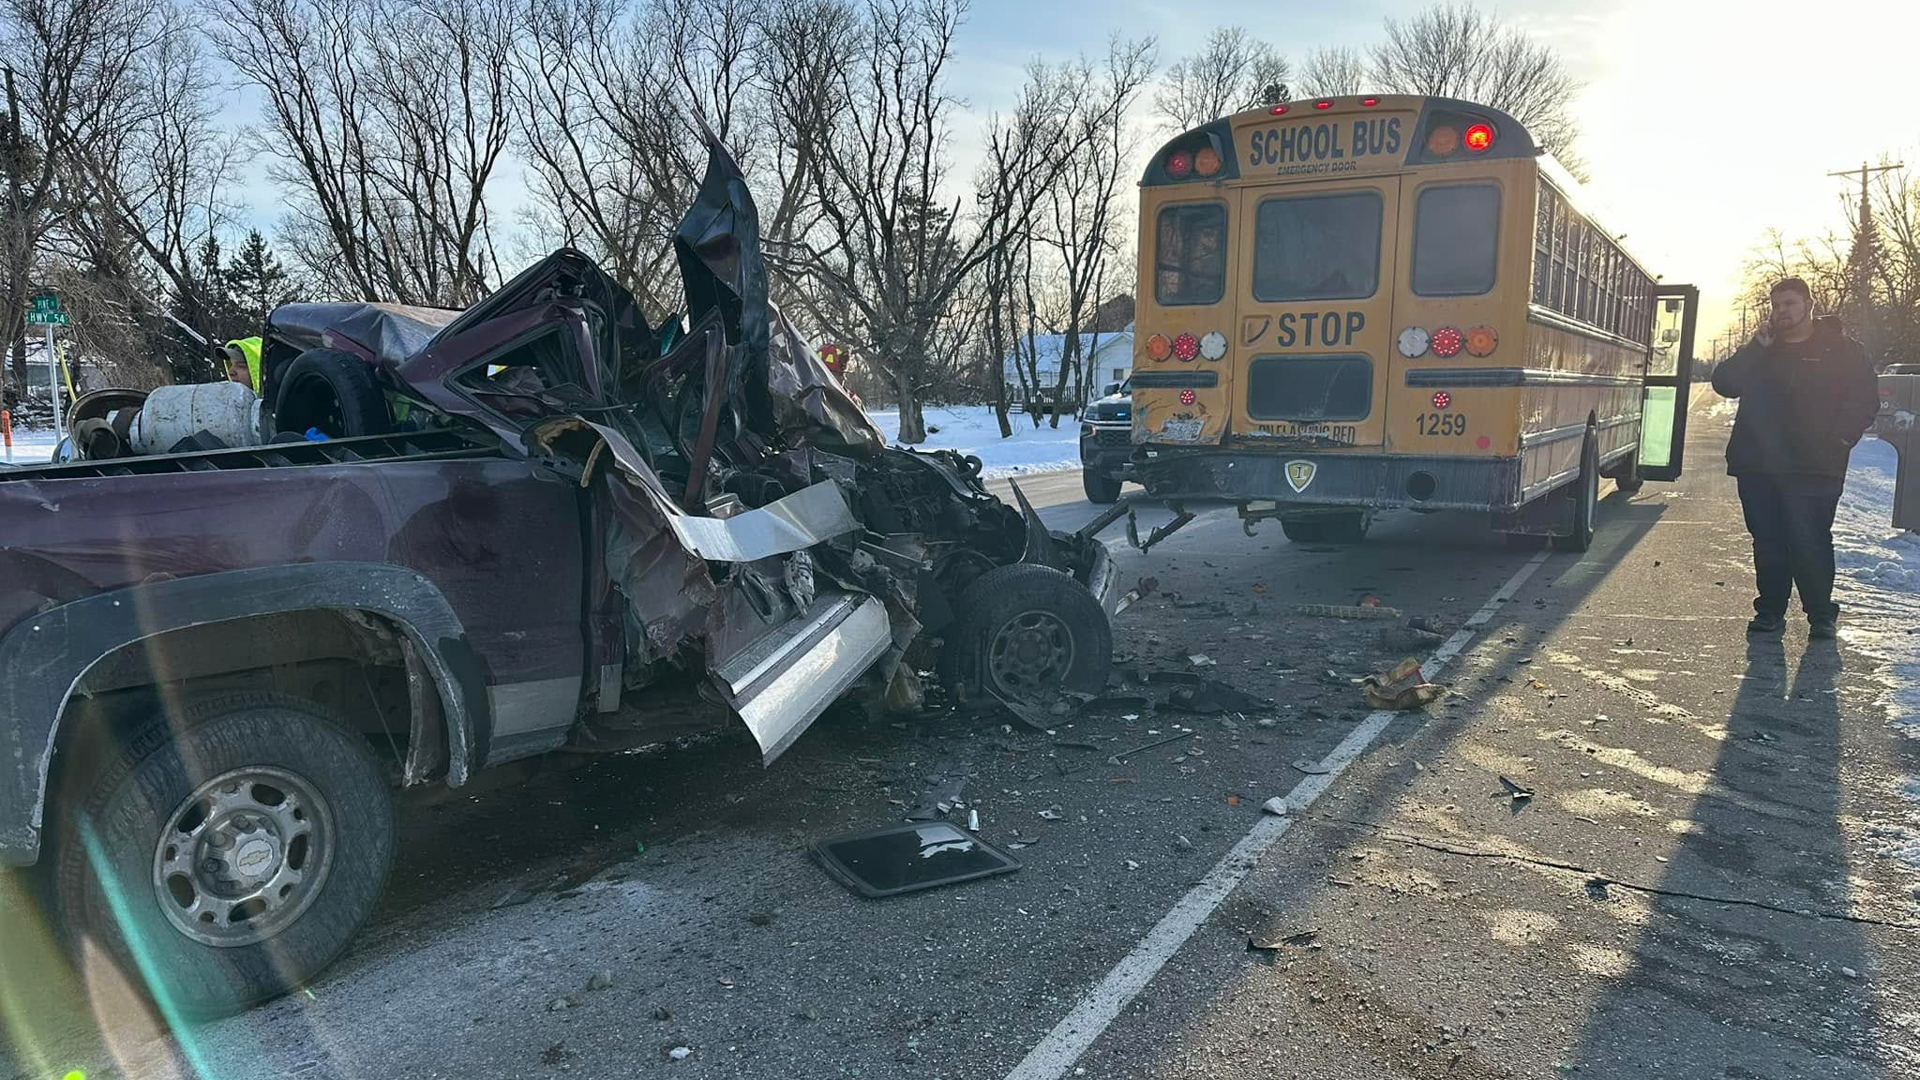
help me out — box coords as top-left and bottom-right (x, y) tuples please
(867, 405), (1082, 479)
(1833, 437), (1920, 741)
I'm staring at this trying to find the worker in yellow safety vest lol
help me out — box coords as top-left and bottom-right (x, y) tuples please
(223, 337), (263, 394)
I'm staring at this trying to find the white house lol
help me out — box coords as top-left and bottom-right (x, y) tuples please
(1000, 326), (1134, 406)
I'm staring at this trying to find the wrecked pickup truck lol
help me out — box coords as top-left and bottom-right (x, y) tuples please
(0, 140), (1113, 1017)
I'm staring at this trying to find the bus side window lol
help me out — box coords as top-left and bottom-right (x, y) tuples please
(1154, 203), (1228, 306)
(1412, 184), (1500, 297)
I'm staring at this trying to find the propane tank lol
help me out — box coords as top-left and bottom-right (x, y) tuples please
(129, 382), (265, 455)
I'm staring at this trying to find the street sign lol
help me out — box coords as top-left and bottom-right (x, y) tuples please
(30, 295), (59, 315)
(26, 311), (68, 326)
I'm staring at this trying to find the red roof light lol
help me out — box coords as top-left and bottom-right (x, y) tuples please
(1463, 123), (1495, 153)
(1269, 103), (1288, 115)
(1314, 99), (1333, 110)
(1361, 97), (1380, 107)
(1165, 149), (1193, 179)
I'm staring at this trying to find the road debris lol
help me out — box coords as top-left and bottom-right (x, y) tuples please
(1038, 806), (1065, 821)
(1289, 601), (1403, 620)
(585, 970), (615, 992)
(905, 762), (970, 821)
(812, 821), (1020, 898)
(1363, 656), (1443, 711)
(1497, 776), (1535, 803)
(1291, 758), (1332, 775)
(1261, 796), (1289, 816)
(1247, 928), (1319, 951)
(1173, 834), (1194, 851)
(1188, 654), (1217, 667)
(654, 1006), (674, 1021)
(1111, 576), (1159, 616)
(1106, 729), (1196, 765)
(668, 1046), (692, 1061)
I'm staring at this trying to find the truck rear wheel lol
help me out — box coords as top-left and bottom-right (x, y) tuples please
(942, 563), (1112, 704)
(1279, 517), (1323, 543)
(1081, 469), (1122, 505)
(50, 693), (394, 1019)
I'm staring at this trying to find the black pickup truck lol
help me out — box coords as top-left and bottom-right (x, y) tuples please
(0, 141), (1113, 1017)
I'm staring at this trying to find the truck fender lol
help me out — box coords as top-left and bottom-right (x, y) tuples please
(0, 561), (491, 866)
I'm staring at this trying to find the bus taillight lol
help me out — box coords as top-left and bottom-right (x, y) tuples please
(1165, 149), (1194, 180)
(1463, 123), (1495, 153)
(1145, 333), (1173, 362)
(1465, 326), (1499, 357)
(1432, 392), (1452, 410)
(1172, 332), (1201, 362)
(1430, 327), (1464, 358)
(1194, 146), (1222, 177)
(1425, 125), (1459, 157)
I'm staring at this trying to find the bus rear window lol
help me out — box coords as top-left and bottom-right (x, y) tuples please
(1154, 203), (1227, 306)
(1412, 184), (1500, 296)
(1252, 193), (1382, 303)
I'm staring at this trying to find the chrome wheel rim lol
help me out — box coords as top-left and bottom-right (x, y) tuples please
(151, 766), (336, 948)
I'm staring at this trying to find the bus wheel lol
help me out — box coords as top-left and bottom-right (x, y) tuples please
(1610, 451), (1645, 495)
(1318, 510), (1372, 544)
(1553, 430), (1599, 553)
(1279, 517), (1324, 543)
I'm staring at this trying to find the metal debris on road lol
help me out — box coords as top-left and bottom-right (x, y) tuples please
(1111, 576), (1159, 616)
(1291, 758), (1332, 776)
(1497, 776), (1535, 802)
(1188, 654), (1217, 667)
(905, 762), (970, 821)
(811, 822), (1021, 898)
(1105, 729), (1196, 765)
(1288, 602), (1403, 620)
(668, 1047), (692, 1061)
(1173, 834), (1194, 851)
(1247, 928), (1319, 951)
(1038, 806), (1065, 821)
(1261, 796), (1289, 816)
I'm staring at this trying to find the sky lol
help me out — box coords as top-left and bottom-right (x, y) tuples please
(935, 0), (1919, 344)
(214, 0), (1916, 348)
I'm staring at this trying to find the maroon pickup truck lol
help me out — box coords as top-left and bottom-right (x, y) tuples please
(0, 142), (1113, 1017)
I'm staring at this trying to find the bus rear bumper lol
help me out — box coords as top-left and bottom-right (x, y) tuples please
(1135, 450), (1523, 513)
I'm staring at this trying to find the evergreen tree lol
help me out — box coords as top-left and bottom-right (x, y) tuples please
(224, 230), (293, 334)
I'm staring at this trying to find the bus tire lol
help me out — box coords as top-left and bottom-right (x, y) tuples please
(1553, 429), (1599, 553)
(1082, 470), (1122, 505)
(1279, 517), (1323, 543)
(1318, 510), (1371, 544)
(1611, 451), (1645, 495)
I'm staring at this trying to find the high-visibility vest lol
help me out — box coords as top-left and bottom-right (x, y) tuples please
(226, 337), (263, 392)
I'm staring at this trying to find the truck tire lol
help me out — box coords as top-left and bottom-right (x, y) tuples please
(1553, 428), (1599, 553)
(49, 693), (395, 1019)
(1318, 510), (1371, 544)
(274, 348), (391, 439)
(942, 563), (1112, 704)
(1082, 469), (1122, 505)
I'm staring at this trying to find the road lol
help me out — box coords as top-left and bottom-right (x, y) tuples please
(7, 411), (1919, 1080)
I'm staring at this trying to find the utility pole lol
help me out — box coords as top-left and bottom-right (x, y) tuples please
(1829, 161), (1903, 364)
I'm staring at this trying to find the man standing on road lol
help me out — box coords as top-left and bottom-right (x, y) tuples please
(1710, 278), (1877, 639)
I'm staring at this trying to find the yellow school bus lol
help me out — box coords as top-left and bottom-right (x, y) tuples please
(1126, 95), (1698, 550)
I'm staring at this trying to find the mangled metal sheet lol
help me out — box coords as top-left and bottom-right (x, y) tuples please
(711, 589), (891, 763)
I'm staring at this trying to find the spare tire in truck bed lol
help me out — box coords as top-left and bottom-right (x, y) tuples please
(273, 348), (392, 439)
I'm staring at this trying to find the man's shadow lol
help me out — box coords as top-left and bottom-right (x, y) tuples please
(1570, 633), (1897, 1078)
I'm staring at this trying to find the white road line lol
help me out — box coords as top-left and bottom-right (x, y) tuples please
(1002, 547), (1552, 1080)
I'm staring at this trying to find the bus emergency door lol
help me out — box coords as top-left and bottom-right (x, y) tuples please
(1640, 284), (1697, 481)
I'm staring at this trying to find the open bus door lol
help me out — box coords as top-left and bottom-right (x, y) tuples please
(1639, 284), (1698, 482)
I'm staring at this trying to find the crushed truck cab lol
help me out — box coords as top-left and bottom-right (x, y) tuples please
(0, 138), (1112, 1017)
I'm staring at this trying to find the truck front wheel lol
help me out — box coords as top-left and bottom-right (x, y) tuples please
(942, 563), (1113, 704)
(50, 693), (395, 1019)
(1081, 469), (1122, 504)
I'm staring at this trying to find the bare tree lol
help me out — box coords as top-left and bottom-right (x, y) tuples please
(1040, 37), (1153, 426)
(205, 0), (514, 305)
(1297, 46), (1367, 98)
(0, 0), (163, 391)
(1152, 25), (1285, 131)
(1370, 3), (1583, 167)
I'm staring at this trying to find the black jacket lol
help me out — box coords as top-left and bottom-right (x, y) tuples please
(1710, 316), (1877, 479)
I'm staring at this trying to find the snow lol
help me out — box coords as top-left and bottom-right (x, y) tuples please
(3, 424), (59, 465)
(867, 404), (1083, 479)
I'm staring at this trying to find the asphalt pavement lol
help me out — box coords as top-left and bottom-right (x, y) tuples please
(7, 411), (1919, 1080)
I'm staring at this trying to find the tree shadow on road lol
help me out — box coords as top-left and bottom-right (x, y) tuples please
(1568, 633), (1909, 1079)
